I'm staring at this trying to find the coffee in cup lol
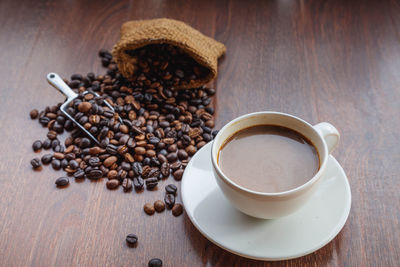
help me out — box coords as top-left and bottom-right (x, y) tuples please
(218, 125), (320, 193)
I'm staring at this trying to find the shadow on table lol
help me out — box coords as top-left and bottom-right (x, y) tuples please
(183, 208), (344, 266)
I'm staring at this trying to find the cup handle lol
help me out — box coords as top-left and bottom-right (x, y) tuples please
(313, 122), (340, 154)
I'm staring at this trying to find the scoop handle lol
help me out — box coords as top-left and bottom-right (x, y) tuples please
(47, 73), (77, 100)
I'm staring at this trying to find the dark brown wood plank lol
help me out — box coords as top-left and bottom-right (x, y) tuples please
(0, 0), (399, 266)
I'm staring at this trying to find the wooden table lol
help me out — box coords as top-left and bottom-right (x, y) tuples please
(1, 0), (399, 266)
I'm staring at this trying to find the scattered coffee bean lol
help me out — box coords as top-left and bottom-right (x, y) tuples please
(126, 234), (138, 246)
(74, 169), (85, 179)
(30, 158), (41, 169)
(133, 177), (144, 190)
(145, 177), (158, 189)
(51, 159), (61, 170)
(55, 177), (69, 187)
(32, 140), (42, 152)
(154, 200), (165, 212)
(172, 203), (183, 217)
(42, 139), (52, 149)
(122, 178), (132, 191)
(172, 169), (184, 181)
(106, 179), (119, 189)
(144, 203), (155, 215)
(148, 258), (162, 267)
(30, 109), (39, 119)
(41, 154), (53, 165)
(164, 194), (175, 209)
(165, 184), (177, 195)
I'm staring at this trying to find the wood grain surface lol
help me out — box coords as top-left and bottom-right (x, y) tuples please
(0, 0), (399, 266)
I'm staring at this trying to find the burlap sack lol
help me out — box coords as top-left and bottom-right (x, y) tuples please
(112, 18), (226, 89)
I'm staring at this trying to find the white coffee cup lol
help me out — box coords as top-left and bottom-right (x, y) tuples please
(211, 111), (340, 219)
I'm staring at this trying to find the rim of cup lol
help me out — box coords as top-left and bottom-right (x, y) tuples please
(211, 111), (329, 197)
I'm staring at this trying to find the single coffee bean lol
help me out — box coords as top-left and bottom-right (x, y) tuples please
(164, 194), (175, 209)
(166, 153), (177, 163)
(55, 177), (69, 187)
(172, 169), (184, 181)
(148, 258), (162, 267)
(177, 149), (188, 160)
(61, 158), (69, 169)
(30, 158), (41, 169)
(41, 154), (53, 165)
(122, 178), (132, 191)
(78, 102), (92, 113)
(132, 162), (143, 176)
(104, 156), (117, 167)
(88, 157), (101, 167)
(106, 179), (119, 189)
(172, 203), (183, 216)
(30, 109), (39, 119)
(160, 162), (170, 177)
(32, 140), (42, 151)
(145, 177), (158, 189)
(133, 177), (144, 190)
(73, 169), (85, 179)
(69, 160), (79, 170)
(126, 234), (138, 246)
(53, 152), (64, 160)
(165, 184), (177, 195)
(87, 169), (103, 179)
(51, 159), (61, 170)
(143, 203), (155, 215)
(154, 200), (165, 212)
(170, 161), (181, 170)
(42, 139), (52, 149)
(47, 131), (57, 140)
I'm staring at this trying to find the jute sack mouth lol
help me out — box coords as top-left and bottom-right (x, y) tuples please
(112, 18), (226, 89)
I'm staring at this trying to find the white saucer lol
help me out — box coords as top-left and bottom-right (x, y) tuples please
(181, 142), (351, 261)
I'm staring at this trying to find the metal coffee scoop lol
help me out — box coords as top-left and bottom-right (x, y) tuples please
(46, 72), (121, 145)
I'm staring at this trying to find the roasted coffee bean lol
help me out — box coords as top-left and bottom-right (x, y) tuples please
(177, 149), (188, 160)
(122, 178), (132, 191)
(61, 159), (69, 169)
(41, 154), (53, 165)
(145, 177), (158, 189)
(107, 170), (118, 180)
(132, 162), (143, 176)
(160, 162), (170, 177)
(42, 139), (52, 149)
(53, 152), (64, 160)
(172, 203), (183, 216)
(30, 109), (39, 119)
(51, 139), (60, 149)
(121, 161), (131, 171)
(87, 169), (103, 179)
(169, 160), (181, 170)
(133, 177), (144, 190)
(166, 153), (177, 162)
(31, 158), (41, 169)
(80, 137), (91, 148)
(55, 177), (69, 187)
(51, 159), (61, 170)
(165, 184), (177, 195)
(164, 194), (175, 209)
(172, 169), (184, 181)
(106, 179), (119, 189)
(143, 203), (155, 215)
(126, 234), (138, 246)
(154, 200), (165, 212)
(88, 157), (101, 166)
(104, 156), (117, 167)
(148, 258), (162, 267)
(32, 140), (42, 151)
(73, 169), (85, 179)
(69, 160), (79, 170)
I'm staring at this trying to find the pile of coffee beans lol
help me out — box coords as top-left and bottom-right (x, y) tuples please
(29, 48), (217, 265)
(123, 44), (210, 88)
(30, 48), (217, 193)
